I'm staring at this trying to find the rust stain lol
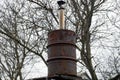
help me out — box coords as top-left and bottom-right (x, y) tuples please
(47, 29), (77, 77)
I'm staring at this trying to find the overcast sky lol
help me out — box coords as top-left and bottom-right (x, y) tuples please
(0, 0), (119, 80)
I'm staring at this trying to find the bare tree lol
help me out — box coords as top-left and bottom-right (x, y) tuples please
(0, 0), (120, 80)
(66, 0), (107, 80)
(26, 0), (108, 80)
(0, 0), (47, 79)
(0, 1), (28, 79)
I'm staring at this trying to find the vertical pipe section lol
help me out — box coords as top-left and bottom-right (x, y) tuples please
(47, 30), (77, 77)
(59, 8), (65, 29)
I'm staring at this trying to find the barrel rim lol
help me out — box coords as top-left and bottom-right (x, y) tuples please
(48, 29), (75, 35)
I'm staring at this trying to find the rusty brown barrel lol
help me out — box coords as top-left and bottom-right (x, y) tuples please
(47, 29), (77, 77)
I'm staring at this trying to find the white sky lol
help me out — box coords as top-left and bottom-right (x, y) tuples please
(0, 0), (120, 80)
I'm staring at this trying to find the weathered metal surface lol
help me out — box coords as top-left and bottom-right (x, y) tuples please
(47, 29), (77, 77)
